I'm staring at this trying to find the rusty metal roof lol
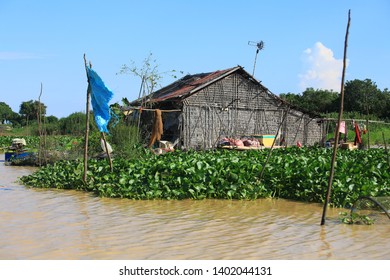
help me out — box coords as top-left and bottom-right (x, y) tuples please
(126, 65), (321, 118)
(145, 66), (242, 103)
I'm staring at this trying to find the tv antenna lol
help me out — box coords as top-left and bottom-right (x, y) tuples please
(248, 40), (264, 77)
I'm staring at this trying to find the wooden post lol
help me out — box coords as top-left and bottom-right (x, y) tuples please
(383, 132), (390, 171)
(364, 88), (371, 149)
(37, 82), (43, 166)
(136, 76), (145, 141)
(321, 10), (351, 226)
(366, 116), (370, 149)
(258, 108), (289, 180)
(83, 54), (91, 183)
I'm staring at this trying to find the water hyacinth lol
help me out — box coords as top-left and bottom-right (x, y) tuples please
(20, 147), (390, 208)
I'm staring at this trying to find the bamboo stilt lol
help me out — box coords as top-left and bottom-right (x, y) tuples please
(258, 108), (289, 180)
(37, 83), (43, 166)
(321, 10), (351, 226)
(83, 54), (91, 183)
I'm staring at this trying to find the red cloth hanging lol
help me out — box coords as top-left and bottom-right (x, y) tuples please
(354, 123), (362, 145)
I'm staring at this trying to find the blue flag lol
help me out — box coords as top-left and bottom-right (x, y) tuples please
(86, 67), (114, 133)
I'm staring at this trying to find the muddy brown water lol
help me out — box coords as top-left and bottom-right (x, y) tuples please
(1, 155), (389, 260)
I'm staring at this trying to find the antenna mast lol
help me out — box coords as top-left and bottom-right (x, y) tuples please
(248, 40), (264, 77)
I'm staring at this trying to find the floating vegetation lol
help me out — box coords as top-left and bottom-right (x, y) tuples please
(20, 147), (390, 207)
(339, 211), (376, 225)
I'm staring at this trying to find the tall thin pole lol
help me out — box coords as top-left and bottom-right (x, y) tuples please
(137, 76), (145, 140)
(321, 10), (351, 225)
(259, 108), (289, 180)
(383, 132), (390, 171)
(83, 54), (91, 183)
(84, 54), (113, 173)
(248, 41), (264, 77)
(366, 102), (371, 149)
(252, 49), (259, 77)
(37, 82), (43, 166)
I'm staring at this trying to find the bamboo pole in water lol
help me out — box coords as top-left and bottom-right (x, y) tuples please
(258, 108), (289, 181)
(37, 82), (44, 166)
(83, 54), (113, 174)
(83, 54), (91, 183)
(321, 10), (351, 226)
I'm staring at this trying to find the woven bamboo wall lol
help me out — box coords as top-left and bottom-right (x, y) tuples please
(180, 73), (323, 149)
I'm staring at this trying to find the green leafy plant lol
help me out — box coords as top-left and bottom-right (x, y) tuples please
(339, 211), (375, 225)
(19, 147), (390, 206)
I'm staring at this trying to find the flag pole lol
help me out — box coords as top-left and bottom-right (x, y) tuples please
(83, 54), (91, 183)
(321, 10), (351, 225)
(84, 54), (113, 173)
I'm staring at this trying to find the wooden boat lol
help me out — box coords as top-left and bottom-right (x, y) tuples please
(5, 150), (35, 162)
(4, 138), (35, 164)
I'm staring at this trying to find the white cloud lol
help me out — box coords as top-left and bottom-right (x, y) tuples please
(299, 42), (347, 92)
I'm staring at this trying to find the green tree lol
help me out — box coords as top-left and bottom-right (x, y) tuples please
(59, 112), (85, 135)
(343, 79), (382, 117)
(59, 111), (97, 135)
(300, 88), (339, 114)
(0, 101), (15, 124)
(19, 100), (47, 125)
(279, 92), (302, 107)
(280, 88), (338, 114)
(280, 79), (389, 120)
(42, 115), (60, 135)
(379, 88), (390, 120)
(46, 115), (59, 123)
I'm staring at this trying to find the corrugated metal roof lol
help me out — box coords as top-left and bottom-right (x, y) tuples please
(127, 65), (321, 118)
(148, 66), (241, 102)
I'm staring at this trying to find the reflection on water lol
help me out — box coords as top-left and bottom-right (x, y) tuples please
(1, 155), (389, 260)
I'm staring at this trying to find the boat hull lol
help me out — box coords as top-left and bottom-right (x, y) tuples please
(5, 151), (35, 162)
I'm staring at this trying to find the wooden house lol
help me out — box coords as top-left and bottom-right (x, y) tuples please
(128, 66), (326, 149)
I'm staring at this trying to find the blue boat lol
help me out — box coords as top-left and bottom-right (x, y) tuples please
(5, 151), (35, 162)
(4, 138), (35, 164)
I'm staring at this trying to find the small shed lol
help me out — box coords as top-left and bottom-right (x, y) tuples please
(128, 66), (326, 149)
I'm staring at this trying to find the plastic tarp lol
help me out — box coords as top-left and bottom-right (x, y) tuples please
(86, 67), (114, 133)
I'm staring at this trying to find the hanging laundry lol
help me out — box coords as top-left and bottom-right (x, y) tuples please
(343, 124), (348, 142)
(339, 121), (346, 134)
(354, 122), (362, 145)
(148, 109), (163, 148)
(363, 124), (367, 134)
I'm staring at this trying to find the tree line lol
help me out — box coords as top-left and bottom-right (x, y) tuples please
(1, 78), (389, 136)
(279, 79), (390, 120)
(0, 99), (92, 136)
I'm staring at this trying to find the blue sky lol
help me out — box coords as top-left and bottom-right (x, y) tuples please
(1, 0), (389, 118)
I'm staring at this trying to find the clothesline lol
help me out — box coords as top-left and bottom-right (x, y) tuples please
(322, 118), (389, 125)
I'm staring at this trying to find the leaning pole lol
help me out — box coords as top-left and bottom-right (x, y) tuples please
(321, 10), (351, 226)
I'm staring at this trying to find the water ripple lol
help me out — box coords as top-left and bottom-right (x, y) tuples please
(1, 163), (389, 259)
